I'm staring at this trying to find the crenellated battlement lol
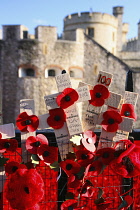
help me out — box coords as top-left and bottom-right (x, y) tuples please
(64, 12), (118, 29)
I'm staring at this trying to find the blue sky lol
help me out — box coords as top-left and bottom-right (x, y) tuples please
(0, 0), (140, 39)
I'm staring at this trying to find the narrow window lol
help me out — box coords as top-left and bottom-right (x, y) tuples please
(70, 70), (74, 77)
(19, 68), (35, 77)
(23, 31), (28, 39)
(48, 69), (56, 77)
(87, 28), (94, 38)
(112, 32), (115, 41)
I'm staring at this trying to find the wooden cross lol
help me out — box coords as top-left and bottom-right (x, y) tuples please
(97, 91), (138, 150)
(38, 71), (91, 160)
(79, 71), (113, 131)
(20, 99), (36, 163)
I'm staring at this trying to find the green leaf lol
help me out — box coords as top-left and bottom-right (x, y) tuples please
(31, 154), (40, 165)
(65, 192), (75, 200)
(94, 197), (104, 205)
(97, 188), (103, 199)
(50, 161), (60, 171)
(0, 157), (9, 166)
(118, 200), (128, 209)
(76, 167), (85, 179)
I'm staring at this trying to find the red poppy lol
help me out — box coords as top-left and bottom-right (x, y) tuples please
(37, 144), (58, 165)
(5, 161), (27, 174)
(61, 199), (78, 210)
(76, 150), (95, 167)
(80, 180), (94, 198)
(120, 103), (137, 120)
(67, 174), (82, 189)
(96, 147), (116, 165)
(101, 109), (123, 132)
(4, 169), (44, 210)
(60, 159), (81, 177)
(81, 131), (96, 152)
(16, 112), (39, 132)
(111, 140), (140, 178)
(47, 108), (66, 129)
(26, 134), (48, 154)
(89, 84), (110, 107)
(84, 160), (103, 176)
(0, 139), (18, 153)
(56, 88), (79, 109)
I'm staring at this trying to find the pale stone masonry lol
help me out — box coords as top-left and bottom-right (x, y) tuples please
(0, 6), (140, 128)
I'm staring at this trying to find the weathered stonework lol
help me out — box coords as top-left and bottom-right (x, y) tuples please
(0, 6), (140, 128)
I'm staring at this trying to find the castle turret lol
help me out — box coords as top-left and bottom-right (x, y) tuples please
(113, 6), (124, 52)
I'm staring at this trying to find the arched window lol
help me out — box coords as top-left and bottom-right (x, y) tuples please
(45, 67), (62, 78)
(18, 67), (35, 77)
(69, 68), (83, 78)
(48, 69), (56, 77)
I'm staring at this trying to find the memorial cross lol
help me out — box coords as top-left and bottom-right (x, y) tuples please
(97, 91), (138, 150)
(19, 99), (36, 163)
(38, 71), (91, 160)
(79, 71), (113, 131)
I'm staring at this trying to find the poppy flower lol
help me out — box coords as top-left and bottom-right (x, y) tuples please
(26, 134), (49, 154)
(67, 174), (82, 189)
(120, 103), (137, 120)
(56, 88), (79, 109)
(16, 112), (39, 132)
(101, 109), (123, 132)
(4, 168), (44, 210)
(0, 139), (18, 153)
(76, 150), (95, 167)
(5, 161), (27, 174)
(96, 147), (116, 165)
(79, 180), (94, 198)
(89, 84), (110, 107)
(37, 144), (58, 165)
(81, 131), (96, 152)
(60, 159), (81, 177)
(47, 108), (66, 129)
(61, 199), (78, 210)
(84, 160), (103, 176)
(111, 140), (140, 178)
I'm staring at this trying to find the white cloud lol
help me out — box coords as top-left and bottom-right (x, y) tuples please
(33, 19), (47, 25)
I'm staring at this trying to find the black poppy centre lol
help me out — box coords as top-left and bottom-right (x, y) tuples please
(95, 92), (102, 98)
(54, 115), (61, 121)
(25, 119), (31, 125)
(43, 151), (50, 157)
(34, 141), (41, 147)
(81, 154), (88, 160)
(12, 166), (18, 172)
(64, 95), (71, 102)
(124, 111), (130, 117)
(4, 142), (11, 148)
(108, 118), (115, 124)
(66, 163), (73, 170)
(24, 186), (30, 194)
(102, 152), (110, 159)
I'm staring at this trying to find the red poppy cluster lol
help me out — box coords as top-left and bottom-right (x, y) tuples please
(4, 168), (44, 210)
(26, 134), (58, 165)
